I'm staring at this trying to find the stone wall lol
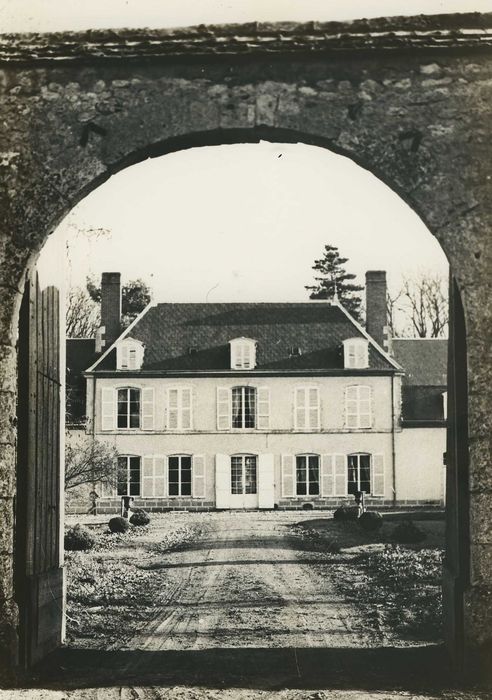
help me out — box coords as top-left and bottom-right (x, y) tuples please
(0, 12), (491, 679)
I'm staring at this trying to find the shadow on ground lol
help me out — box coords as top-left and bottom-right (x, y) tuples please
(21, 644), (488, 692)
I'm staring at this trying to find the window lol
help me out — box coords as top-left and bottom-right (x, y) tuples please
(117, 387), (141, 429)
(168, 455), (192, 496)
(296, 454), (320, 496)
(117, 455), (141, 496)
(345, 385), (372, 429)
(117, 338), (144, 370)
(294, 387), (320, 430)
(347, 453), (371, 495)
(232, 386), (256, 428)
(230, 338), (256, 369)
(167, 387), (192, 430)
(231, 455), (257, 495)
(343, 338), (369, 369)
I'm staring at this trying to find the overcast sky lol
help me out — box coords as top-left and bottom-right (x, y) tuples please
(12, 1), (464, 303)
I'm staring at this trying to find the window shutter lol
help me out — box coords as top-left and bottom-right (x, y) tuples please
(141, 387), (154, 430)
(192, 454), (206, 499)
(333, 454), (347, 496)
(215, 453), (230, 508)
(101, 387), (115, 431)
(294, 388), (305, 429)
(120, 344), (129, 369)
(308, 387), (320, 429)
(372, 453), (385, 496)
(217, 387), (231, 430)
(142, 456), (155, 497)
(258, 453), (275, 508)
(359, 386), (372, 428)
(167, 388), (179, 429)
(181, 387), (192, 430)
(345, 386), (359, 429)
(155, 456), (167, 497)
(321, 454), (335, 496)
(281, 454), (295, 497)
(257, 387), (270, 429)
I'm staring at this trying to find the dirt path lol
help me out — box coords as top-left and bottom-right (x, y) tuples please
(124, 511), (380, 653)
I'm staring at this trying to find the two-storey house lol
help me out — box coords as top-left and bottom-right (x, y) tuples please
(82, 272), (409, 512)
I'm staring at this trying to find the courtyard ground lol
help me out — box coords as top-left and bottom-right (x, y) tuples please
(3, 510), (489, 699)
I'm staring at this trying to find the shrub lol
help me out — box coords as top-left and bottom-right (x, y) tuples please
(392, 520), (427, 543)
(358, 511), (383, 532)
(130, 509), (151, 526)
(108, 516), (130, 533)
(65, 524), (96, 551)
(333, 505), (359, 521)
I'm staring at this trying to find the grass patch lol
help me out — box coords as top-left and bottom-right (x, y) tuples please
(65, 517), (200, 648)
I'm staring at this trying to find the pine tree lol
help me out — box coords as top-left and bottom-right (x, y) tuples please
(305, 244), (364, 321)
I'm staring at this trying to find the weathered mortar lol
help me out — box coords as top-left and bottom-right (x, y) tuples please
(0, 11), (491, 681)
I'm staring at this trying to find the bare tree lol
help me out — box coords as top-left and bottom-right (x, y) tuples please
(65, 438), (118, 491)
(389, 272), (448, 338)
(65, 286), (100, 338)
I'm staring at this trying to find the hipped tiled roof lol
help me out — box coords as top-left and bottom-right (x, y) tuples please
(392, 338), (447, 386)
(94, 302), (396, 372)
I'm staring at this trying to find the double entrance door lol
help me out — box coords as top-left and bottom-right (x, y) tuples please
(216, 453), (274, 509)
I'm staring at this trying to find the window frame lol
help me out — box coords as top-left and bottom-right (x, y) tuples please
(295, 453), (320, 496)
(229, 337), (257, 370)
(293, 385), (320, 431)
(230, 453), (258, 495)
(117, 454), (141, 497)
(167, 454), (193, 497)
(231, 385), (257, 429)
(347, 452), (372, 496)
(343, 338), (369, 369)
(345, 384), (373, 430)
(116, 338), (145, 370)
(116, 386), (141, 430)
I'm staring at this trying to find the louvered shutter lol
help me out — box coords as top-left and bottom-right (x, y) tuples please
(333, 454), (348, 496)
(281, 454), (296, 497)
(215, 453), (230, 508)
(258, 453), (275, 508)
(372, 453), (385, 496)
(120, 344), (129, 369)
(181, 387), (192, 430)
(141, 387), (154, 430)
(345, 386), (359, 429)
(321, 454), (335, 496)
(294, 388), (306, 429)
(154, 456), (167, 496)
(192, 455), (206, 498)
(167, 388), (178, 429)
(217, 388), (231, 430)
(257, 387), (270, 429)
(359, 386), (372, 428)
(101, 387), (115, 431)
(308, 387), (320, 429)
(142, 456), (155, 497)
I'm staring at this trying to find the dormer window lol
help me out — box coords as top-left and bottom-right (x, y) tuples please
(343, 338), (369, 369)
(117, 338), (144, 370)
(230, 338), (256, 370)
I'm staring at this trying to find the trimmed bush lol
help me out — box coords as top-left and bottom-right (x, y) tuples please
(108, 516), (130, 533)
(333, 505), (360, 521)
(130, 509), (151, 526)
(358, 511), (383, 532)
(65, 524), (96, 551)
(392, 520), (427, 543)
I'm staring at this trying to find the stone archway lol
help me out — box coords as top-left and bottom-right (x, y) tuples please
(0, 12), (491, 681)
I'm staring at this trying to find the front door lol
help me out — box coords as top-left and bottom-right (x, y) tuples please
(230, 455), (258, 509)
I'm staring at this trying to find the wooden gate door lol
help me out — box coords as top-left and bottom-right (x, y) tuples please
(15, 274), (64, 668)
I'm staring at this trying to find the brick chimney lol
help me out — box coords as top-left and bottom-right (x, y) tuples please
(99, 272), (121, 350)
(365, 270), (388, 349)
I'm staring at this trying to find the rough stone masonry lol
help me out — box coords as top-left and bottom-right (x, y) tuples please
(0, 11), (491, 683)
